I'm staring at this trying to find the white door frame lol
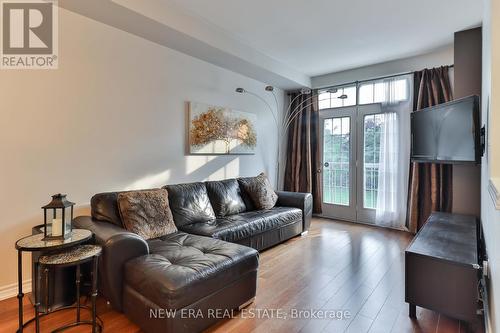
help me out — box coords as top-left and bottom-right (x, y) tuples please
(319, 106), (357, 222)
(320, 103), (386, 225)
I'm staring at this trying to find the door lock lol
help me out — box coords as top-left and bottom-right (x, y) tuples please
(324, 162), (329, 167)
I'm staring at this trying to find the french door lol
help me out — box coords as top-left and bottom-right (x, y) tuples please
(320, 104), (383, 224)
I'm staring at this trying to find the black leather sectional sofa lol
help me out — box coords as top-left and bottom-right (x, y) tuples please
(74, 177), (312, 332)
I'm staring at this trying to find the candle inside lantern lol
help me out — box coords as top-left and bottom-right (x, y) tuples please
(52, 218), (63, 236)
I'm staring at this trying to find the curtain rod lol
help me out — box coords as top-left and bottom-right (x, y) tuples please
(288, 64), (454, 95)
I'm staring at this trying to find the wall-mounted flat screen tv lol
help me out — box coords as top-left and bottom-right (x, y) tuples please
(411, 95), (480, 164)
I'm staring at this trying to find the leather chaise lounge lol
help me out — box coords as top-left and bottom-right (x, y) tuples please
(74, 177), (312, 332)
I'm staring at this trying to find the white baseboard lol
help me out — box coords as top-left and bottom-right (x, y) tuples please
(0, 280), (31, 301)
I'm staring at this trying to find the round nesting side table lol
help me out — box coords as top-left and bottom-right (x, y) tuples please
(38, 245), (103, 332)
(14, 229), (97, 333)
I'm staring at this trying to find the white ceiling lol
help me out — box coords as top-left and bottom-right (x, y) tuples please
(63, 0), (312, 89)
(165, 0), (483, 77)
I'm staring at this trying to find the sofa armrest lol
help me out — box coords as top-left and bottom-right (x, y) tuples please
(73, 216), (149, 311)
(275, 191), (313, 232)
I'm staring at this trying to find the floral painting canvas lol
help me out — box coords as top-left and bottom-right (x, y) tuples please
(188, 102), (257, 155)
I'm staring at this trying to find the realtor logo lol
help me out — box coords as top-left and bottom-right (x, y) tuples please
(1, 0), (58, 69)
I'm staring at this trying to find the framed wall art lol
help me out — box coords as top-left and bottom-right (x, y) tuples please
(188, 102), (257, 155)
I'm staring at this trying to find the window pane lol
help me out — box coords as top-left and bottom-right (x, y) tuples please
(318, 92), (331, 110)
(330, 97), (343, 108)
(373, 82), (385, 103)
(332, 118), (341, 135)
(318, 85), (356, 109)
(394, 79), (407, 101)
(343, 86), (356, 106)
(358, 83), (374, 104)
(363, 114), (383, 209)
(358, 76), (410, 105)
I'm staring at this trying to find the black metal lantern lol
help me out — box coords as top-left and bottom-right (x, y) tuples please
(42, 194), (74, 240)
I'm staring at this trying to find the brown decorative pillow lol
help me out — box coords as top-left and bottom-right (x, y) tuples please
(238, 173), (278, 210)
(117, 189), (177, 240)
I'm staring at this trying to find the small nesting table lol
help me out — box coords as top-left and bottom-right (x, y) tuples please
(15, 229), (102, 333)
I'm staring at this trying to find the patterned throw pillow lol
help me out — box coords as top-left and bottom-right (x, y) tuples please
(117, 189), (177, 240)
(238, 173), (278, 210)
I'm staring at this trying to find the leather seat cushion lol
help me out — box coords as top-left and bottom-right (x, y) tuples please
(205, 179), (247, 217)
(179, 207), (302, 242)
(124, 232), (258, 310)
(164, 182), (216, 227)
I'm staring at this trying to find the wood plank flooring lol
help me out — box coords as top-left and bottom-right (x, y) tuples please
(0, 218), (482, 333)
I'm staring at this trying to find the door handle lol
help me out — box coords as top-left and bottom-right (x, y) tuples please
(324, 162), (329, 167)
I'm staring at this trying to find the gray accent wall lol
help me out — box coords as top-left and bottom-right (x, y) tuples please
(452, 27), (482, 218)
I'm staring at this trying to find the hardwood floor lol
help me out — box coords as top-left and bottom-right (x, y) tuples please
(0, 218), (482, 333)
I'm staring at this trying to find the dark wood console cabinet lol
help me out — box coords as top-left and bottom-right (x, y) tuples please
(405, 212), (480, 323)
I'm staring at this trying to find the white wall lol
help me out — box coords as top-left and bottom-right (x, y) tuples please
(60, 0), (310, 90)
(0, 8), (283, 295)
(489, 0), (500, 178)
(311, 45), (454, 88)
(481, 0), (500, 331)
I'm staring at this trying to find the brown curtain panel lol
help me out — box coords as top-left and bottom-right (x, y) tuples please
(284, 91), (322, 214)
(407, 66), (453, 233)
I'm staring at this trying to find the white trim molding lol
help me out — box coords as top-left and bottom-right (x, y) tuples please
(488, 178), (500, 210)
(0, 280), (31, 301)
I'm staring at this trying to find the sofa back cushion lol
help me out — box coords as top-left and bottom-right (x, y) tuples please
(117, 189), (177, 240)
(164, 182), (216, 226)
(91, 191), (123, 227)
(205, 179), (246, 217)
(237, 181), (256, 211)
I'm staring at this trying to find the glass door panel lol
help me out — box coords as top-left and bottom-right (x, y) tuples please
(320, 106), (356, 221)
(323, 117), (350, 206)
(356, 104), (382, 223)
